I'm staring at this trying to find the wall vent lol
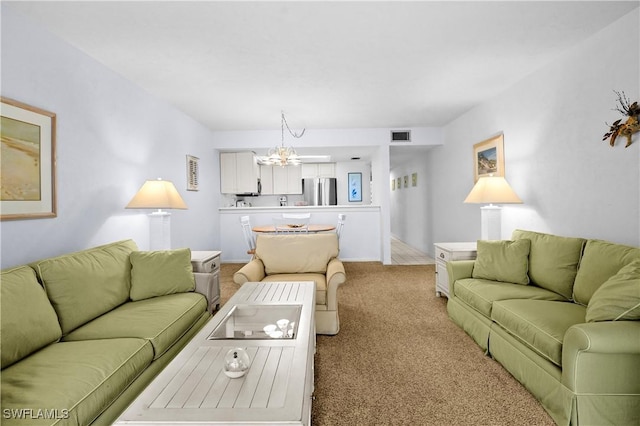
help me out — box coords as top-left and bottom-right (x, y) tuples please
(391, 130), (411, 142)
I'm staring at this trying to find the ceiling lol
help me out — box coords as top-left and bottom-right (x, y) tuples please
(8, 1), (638, 133)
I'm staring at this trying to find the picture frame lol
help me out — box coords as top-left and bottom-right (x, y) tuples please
(186, 155), (199, 191)
(348, 172), (362, 202)
(473, 133), (504, 182)
(397, 177), (401, 189)
(391, 178), (395, 191)
(403, 175), (408, 188)
(412, 172), (418, 187)
(1, 97), (57, 220)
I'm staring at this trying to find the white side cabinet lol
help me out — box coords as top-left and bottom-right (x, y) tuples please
(434, 242), (477, 298)
(191, 250), (221, 312)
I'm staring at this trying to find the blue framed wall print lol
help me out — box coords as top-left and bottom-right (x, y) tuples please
(348, 172), (362, 202)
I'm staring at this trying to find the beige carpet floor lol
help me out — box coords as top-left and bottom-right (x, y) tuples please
(220, 262), (555, 426)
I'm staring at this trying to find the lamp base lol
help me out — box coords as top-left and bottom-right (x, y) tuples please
(148, 211), (171, 250)
(480, 205), (502, 240)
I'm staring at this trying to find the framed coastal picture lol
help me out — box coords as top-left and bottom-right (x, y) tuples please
(1, 97), (57, 220)
(391, 178), (395, 191)
(348, 172), (362, 202)
(397, 177), (401, 189)
(403, 175), (408, 188)
(412, 172), (418, 187)
(473, 133), (504, 182)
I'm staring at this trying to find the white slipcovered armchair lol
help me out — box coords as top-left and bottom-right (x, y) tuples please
(233, 233), (347, 335)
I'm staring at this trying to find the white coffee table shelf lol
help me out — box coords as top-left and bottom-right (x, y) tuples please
(116, 281), (316, 425)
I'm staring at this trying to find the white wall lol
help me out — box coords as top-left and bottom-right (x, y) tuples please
(390, 154), (431, 253)
(0, 6), (220, 268)
(426, 9), (640, 251)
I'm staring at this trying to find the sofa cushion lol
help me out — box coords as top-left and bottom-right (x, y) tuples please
(0, 338), (152, 426)
(256, 233), (339, 275)
(454, 278), (568, 317)
(34, 239), (138, 335)
(130, 248), (195, 301)
(472, 239), (530, 285)
(573, 239), (640, 306)
(492, 299), (586, 366)
(586, 260), (640, 322)
(63, 292), (207, 359)
(512, 229), (585, 299)
(261, 273), (327, 305)
(0, 266), (62, 369)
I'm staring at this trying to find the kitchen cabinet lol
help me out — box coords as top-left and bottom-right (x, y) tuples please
(259, 165), (302, 195)
(273, 165), (302, 194)
(220, 152), (260, 194)
(259, 165), (274, 195)
(301, 163), (335, 178)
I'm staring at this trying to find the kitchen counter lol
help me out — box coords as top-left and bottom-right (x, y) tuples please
(219, 205), (380, 212)
(219, 205), (381, 262)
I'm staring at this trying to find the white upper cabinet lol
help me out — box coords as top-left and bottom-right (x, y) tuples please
(301, 163), (335, 178)
(220, 152), (260, 194)
(261, 165), (302, 195)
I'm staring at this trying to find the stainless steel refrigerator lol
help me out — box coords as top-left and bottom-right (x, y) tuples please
(303, 178), (337, 206)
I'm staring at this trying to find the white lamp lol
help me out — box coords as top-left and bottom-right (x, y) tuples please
(126, 178), (188, 250)
(464, 176), (522, 240)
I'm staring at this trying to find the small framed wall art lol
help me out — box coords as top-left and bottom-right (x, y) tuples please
(348, 172), (362, 202)
(186, 155), (199, 191)
(412, 172), (418, 187)
(397, 177), (401, 189)
(473, 133), (505, 182)
(1, 97), (57, 220)
(403, 175), (408, 188)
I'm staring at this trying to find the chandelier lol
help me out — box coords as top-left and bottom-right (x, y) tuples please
(266, 111), (305, 167)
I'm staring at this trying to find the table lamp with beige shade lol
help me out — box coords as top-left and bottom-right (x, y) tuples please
(464, 175), (522, 240)
(126, 178), (187, 250)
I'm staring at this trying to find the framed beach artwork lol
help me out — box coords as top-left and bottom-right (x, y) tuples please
(348, 172), (362, 202)
(391, 178), (395, 191)
(403, 175), (408, 188)
(412, 172), (418, 187)
(473, 133), (504, 182)
(397, 177), (401, 189)
(1, 98), (57, 220)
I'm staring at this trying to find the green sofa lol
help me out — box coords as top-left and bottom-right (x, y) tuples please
(1, 240), (213, 426)
(446, 229), (640, 425)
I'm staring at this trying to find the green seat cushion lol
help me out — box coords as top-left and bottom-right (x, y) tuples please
(130, 248), (195, 301)
(63, 292), (207, 359)
(586, 260), (640, 322)
(454, 278), (567, 317)
(573, 240), (640, 305)
(492, 299), (586, 366)
(34, 240), (138, 335)
(0, 338), (152, 426)
(261, 273), (327, 305)
(512, 229), (585, 299)
(1, 266), (62, 369)
(472, 239), (531, 285)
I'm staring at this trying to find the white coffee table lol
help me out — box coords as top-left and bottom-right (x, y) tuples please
(116, 281), (316, 425)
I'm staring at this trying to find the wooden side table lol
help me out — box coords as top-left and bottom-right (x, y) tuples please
(434, 242), (477, 298)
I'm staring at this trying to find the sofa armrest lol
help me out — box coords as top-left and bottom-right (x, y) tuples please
(326, 258), (347, 310)
(193, 272), (214, 312)
(562, 321), (640, 394)
(233, 259), (266, 285)
(446, 260), (475, 297)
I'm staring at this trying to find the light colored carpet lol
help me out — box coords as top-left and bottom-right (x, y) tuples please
(220, 262), (555, 425)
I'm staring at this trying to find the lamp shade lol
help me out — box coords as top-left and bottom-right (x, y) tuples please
(126, 179), (188, 210)
(464, 176), (522, 204)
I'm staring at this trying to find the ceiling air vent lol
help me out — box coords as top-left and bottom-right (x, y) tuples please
(391, 130), (411, 142)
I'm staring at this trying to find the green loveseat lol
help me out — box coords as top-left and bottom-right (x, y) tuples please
(1, 240), (213, 425)
(446, 229), (640, 425)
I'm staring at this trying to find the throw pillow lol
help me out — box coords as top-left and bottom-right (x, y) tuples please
(472, 239), (531, 285)
(586, 260), (640, 322)
(130, 248), (195, 301)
